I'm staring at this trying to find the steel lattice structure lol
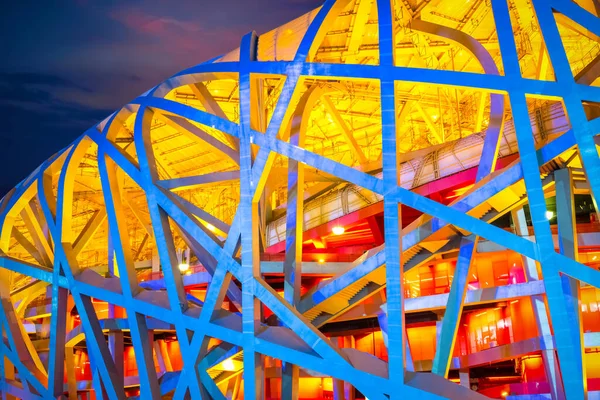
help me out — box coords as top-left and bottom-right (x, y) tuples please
(1, 0), (600, 399)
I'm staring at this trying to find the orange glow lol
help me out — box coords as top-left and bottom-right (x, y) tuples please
(332, 226), (345, 235)
(447, 184), (474, 199)
(222, 358), (235, 371)
(178, 262), (189, 272)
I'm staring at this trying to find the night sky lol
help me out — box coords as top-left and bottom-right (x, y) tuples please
(0, 0), (323, 197)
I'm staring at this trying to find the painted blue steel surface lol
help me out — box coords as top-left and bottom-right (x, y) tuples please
(0, 0), (598, 399)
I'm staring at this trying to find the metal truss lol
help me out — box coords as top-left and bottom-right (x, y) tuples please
(0, 0), (599, 399)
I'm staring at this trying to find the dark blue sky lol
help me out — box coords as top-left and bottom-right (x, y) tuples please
(0, 0), (322, 196)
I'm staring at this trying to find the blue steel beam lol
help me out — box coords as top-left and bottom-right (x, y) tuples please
(378, 1), (411, 399)
(556, 168), (585, 398)
(133, 104), (208, 398)
(239, 31), (264, 400)
(499, 3), (587, 387)
(280, 79), (312, 400)
(427, 10), (510, 373)
(534, 0), (600, 216)
(431, 236), (478, 377)
(37, 161), (127, 400)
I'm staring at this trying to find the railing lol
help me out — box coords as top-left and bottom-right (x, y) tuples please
(572, 42), (600, 77)
(259, 253), (359, 263)
(11, 274), (37, 291)
(137, 264), (208, 282)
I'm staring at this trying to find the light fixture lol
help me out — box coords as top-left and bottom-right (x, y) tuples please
(545, 210), (554, 220)
(318, 258), (325, 264)
(222, 358), (235, 371)
(332, 225), (345, 235)
(501, 391), (508, 398)
(178, 262), (189, 273)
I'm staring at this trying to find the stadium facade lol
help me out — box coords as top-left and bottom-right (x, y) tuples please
(2, 0), (600, 398)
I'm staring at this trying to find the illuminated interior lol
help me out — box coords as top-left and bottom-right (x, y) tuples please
(2, 0), (600, 399)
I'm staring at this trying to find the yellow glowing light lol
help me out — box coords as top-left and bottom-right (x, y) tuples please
(450, 184), (474, 198)
(206, 223), (216, 232)
(318, 258), (325, 264)
(222, 358), (235, 371)
(545, 210), (554, 220)
(501, 391), (508, 398)
(178, 263), (189, 272)
(332, 226), (345, 235)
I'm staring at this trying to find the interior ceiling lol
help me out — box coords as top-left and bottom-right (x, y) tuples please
(7, 0), (599, 270)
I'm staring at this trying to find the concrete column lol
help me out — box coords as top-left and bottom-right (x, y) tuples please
(333, 379), (346, 400)
(459, 369), (470, 388)
(66, 346), (78, 400)
(343, 336), (355, 399)
(555, 168), (584, 398)
(153, 341), (166, 374)
(87, 349), (107, 400)
(377, 303), (414, 372)
(107, 331), (124, 384)
(4, 353), (16, 400)
(512, 207), (566, 400)
(151, 252), (160, 273)
(432, 236), (477, 377)
(281, 84), (313, 400)
(556, 168), (582, 326)
(226, 374), (241, 400)
(158, 339), (173, 372)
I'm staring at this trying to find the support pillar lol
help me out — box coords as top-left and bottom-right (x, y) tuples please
(158, 339), (173, 372)
(512, 207), (566, 400)
(239, 32), (265, 400)
(153, 340), (166, 374)
(555, 168), (584, 394)
(66, 346), (78, 400)
(377, 303), (414, 371)
(333, 379), (346, 400)
(107, 331), (123, 381)
(3, 353), (16, 400)
(432, 236), (477, 377)
(88, 349), (107, 400)
(459, 369), (470, 389)
(280, 62), (315, 400)
(226, 374), (241, 400)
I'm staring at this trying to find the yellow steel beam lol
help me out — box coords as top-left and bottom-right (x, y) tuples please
(322, 96), (369, 166)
